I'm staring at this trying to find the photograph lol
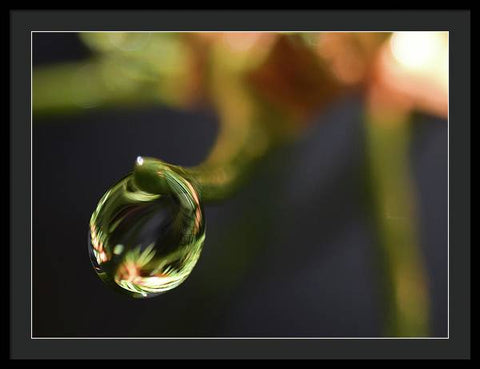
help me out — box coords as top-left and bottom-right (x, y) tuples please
(32, 30), (448, 338)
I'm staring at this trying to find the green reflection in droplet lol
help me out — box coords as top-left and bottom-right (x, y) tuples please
(88, 160), (205, 298)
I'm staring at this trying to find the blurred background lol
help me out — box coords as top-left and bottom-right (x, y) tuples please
(32, 32), (448, 337)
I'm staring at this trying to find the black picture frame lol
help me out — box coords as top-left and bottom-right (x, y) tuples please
(10, 10), (470, 359)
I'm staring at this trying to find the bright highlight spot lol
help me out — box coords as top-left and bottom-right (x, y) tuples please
(390, 32), (446, 71)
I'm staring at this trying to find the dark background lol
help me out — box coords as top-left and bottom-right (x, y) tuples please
(32, 33), (448, 337)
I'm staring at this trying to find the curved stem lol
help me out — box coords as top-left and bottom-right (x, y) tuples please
(132, 43), (281, 203)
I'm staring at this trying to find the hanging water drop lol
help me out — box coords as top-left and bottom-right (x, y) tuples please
(88, 158), (206, 298)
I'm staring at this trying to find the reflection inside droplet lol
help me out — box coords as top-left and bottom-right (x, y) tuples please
(89, 171), (205, 298)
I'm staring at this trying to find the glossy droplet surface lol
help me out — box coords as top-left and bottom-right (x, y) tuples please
(89, 169), (205, 298)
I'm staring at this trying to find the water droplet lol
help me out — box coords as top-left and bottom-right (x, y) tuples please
(88, 164), (205, 298)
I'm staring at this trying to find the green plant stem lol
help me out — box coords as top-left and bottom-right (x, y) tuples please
(365, 110), (430, 336)
(132, 43), (286, 203)
(33, 61), (184, 116)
